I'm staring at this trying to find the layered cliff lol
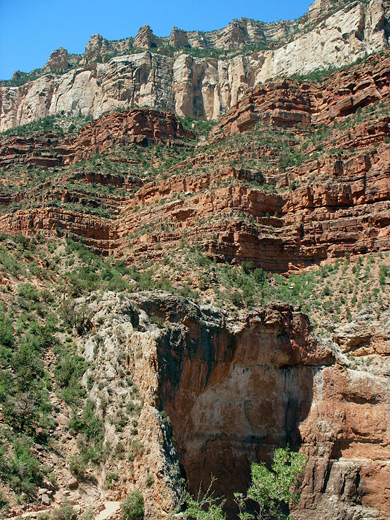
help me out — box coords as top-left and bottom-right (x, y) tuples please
(1, 0), (390, 130)
(1, 9), (390, 519)
(139, 294), (390, 520)
(1, 50), (390, 272)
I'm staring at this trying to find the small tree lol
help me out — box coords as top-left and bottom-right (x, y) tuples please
(235, 447), (307, 520)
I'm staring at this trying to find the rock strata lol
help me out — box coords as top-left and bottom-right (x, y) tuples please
(17, 292), (385, 519)
(0, 108), (192, 169)
(211, 50), (390, 140)
(134, 25), (159, 49)
(1, 51), (390, 270)
(43, 47), (70, 72)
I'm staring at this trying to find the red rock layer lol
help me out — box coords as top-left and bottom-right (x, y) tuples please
(211, 51), (390, 141)
(65, 108), (193, 164)
(1, 162), (389, 272)
(1, 54), (390, 272)
(0, 108), (193, 170)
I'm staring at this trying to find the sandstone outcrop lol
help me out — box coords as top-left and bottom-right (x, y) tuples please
(134, 25), (159, 49)
(67, 108), (193, 164)
(211, 49), (390, 140)
(169, 28), (189, 49)
(1, 0), (389, 130)
(0, 108), (193, 170)
(43, 47), (70, 72)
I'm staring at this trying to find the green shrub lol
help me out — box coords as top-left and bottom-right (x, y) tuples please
(69, 400), (104, 465)
(235, 446), (307, 520)
(121, 491), (144, 520)
(5, 439), (45, 499)
(38, 514), (52, 520)
(80, 508), (95, 520)
(0, 490), (8, 511)
(145, 472), (154, 487)
(0, 249), (26, 276)
(106, 472), (119, 487)
(69, 399), (103, 442)
(68, 454), (87, 478)
(379, 265), (389, 287)
(18, 283), (40, 302)
(0, 314), (14, 347)
(11, 343), (44, 391)
(128, 440), (144, 461)
(55, 350), (86, 404)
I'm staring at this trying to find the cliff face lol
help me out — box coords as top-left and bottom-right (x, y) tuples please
(1, 6), (390, 518)
(77, 292), (388, 520)
(1, 0), (389, 130)
(7, 290), (386, 519)
(0, 108), (193, 170)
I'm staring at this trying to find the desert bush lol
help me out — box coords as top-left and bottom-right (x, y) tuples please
(68, 454), (87, 478)
(179, 448), (306, 520)
(105, 472), (119, 488)
(17, 283), (39, 302)
(69, 400), (103, 442)
(0, 490), (8, 511)
(5, 439), (45, 499)
(52, 501), (77, 520)
(38, 514), (52, 520)
(182, 477), (226, 520)
(128, 440), (144, 461)
(55, 350), (86, 404)
(0, 313), (14, 347)
(121, 491), (144, 520)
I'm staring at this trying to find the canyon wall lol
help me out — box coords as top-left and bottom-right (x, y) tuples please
(1, 0), (389, 130)
(117, 293), (390, 520)
(1, 51), (390, 271)
(1, 2), (390, 519)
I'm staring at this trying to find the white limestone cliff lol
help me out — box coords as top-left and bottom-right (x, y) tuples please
(0, 0), (389, 131)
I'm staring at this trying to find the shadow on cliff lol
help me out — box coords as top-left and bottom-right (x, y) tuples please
(146, 295), (332, 517)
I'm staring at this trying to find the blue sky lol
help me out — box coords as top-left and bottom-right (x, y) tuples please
(0, 0), (313, 80)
